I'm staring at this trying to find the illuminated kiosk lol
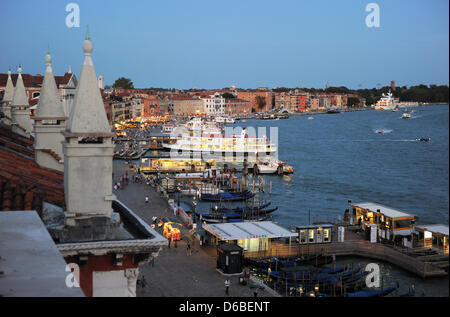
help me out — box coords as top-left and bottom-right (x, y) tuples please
(202, 221), (298, 254)
(351, 202), (416, 247)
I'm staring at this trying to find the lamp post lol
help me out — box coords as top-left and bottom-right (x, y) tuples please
(298, 285), (303, 297)
(177, 185), (181, 209)
(192, 196), (198, 225)
(314, 284), (319, 296)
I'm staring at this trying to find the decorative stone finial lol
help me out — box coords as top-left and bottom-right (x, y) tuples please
(45, 45), (52, 65)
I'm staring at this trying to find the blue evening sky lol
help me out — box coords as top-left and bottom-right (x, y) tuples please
(0, 0), (448, 89)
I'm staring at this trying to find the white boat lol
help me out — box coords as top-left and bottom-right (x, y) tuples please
(163, 128), (277, 164)
(402, 112), (411, 119)
(215, 116), (235, 124)
(308, 116), (314, 120)
(397, 101), (419, 108)
(162, 124), (174, 134)
(375, 91), (397, 111)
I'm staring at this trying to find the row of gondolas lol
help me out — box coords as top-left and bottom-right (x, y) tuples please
(245, 255), (417, 297)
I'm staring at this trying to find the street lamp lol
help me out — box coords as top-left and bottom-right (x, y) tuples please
(192, 196), (198, 224)
(314, 284), (319, 296)
(298, 285), (303, 297)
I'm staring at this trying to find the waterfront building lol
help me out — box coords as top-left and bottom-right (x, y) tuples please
(309, 95), (320, 110)
(295, 224), (333, 244)
(350, 202), (416, 247)
(159, 95), (174, 116)
(0, 69), (14, 118)
(32, 48), (67, 172)
(274, 91), (292, 110)
(224, 98), (251, 115)
(237, 89), (273, 113)
(142, 94), (160, 117)
(202, 92), (226, 116)
(10, 66), (32, 137)
(202, 221), (298, 254)
(171, 95), (204, 117)
(415, 224), (449, 254)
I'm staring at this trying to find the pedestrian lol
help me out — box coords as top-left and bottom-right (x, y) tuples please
(167, 234), (171, 249)
(254, 287), (258, 297)
(141, 275), (147, 292)
(225, 278), (230, 295)
(186, 241), (191, 256)
(174, 238), (177, 249)
(145, 196), (149, 203)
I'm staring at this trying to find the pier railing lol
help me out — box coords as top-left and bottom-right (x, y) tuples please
(244, 240), (447, 278)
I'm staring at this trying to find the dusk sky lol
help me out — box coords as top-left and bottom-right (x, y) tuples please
(1, 0), (448, 89)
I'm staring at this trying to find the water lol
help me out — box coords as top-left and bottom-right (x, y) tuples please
(236, 105), (449, 228)
(202, 105), (449, 296)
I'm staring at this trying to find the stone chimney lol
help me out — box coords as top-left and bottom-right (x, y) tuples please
(11, 66), (32, 137)
(61, 29), (117, 241)
(33, 47), (67, 172)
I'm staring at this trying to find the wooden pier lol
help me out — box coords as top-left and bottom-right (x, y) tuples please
(244, 240), (448, 278)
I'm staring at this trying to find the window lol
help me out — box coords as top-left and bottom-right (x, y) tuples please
(78, 137), (104, 144)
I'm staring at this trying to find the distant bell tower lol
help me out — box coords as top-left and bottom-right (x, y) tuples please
(61, 29), (116, 238)
(11, 65), (32, 137)
(32, 47), (67, 172)
(390, 80), (395, 91)
(98, 74), (104, 89)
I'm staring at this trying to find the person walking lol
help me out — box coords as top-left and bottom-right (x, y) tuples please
(145, 196), (149, 203)
(225, 278), (230, 296)
(141, 275), (147, 293)
(186, 241), (191, 256)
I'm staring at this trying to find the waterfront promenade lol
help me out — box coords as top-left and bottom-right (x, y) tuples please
(113, 160), (278, 297)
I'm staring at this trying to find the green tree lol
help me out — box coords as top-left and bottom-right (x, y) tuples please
(222, 92), (235, 99)
(112, 77), (134, 89)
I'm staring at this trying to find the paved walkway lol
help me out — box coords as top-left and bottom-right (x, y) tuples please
(113, 161), (277, 297)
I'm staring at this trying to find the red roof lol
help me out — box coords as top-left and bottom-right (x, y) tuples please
(0, 123), (65, 214)
(0, 72), (73, 88)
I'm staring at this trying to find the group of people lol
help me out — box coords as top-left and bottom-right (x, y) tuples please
(113, 171), (130, 190)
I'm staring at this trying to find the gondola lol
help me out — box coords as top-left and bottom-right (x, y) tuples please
(211, 201), (271, 212)
(346, 284), (398, 297)
(199, 189), (255, 202)
(196, 207), (278, 220)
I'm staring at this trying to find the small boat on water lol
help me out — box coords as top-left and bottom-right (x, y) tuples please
(326, 108), (341, 114)
(416, 137), (430, 142)
(402, 112), (411, 119)
(308, 116), (314, 120)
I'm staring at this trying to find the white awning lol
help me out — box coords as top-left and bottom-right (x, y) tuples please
(416, 224), (449, 236)
(203, 221), (298, 241)
(353, 202), (415, 219)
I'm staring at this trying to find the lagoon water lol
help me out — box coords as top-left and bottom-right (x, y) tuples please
(223, 105), (449, 296)
(239, 105), (448, 229)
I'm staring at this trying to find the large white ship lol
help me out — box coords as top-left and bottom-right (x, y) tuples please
(163, 118), (277, 164)
(374, 91), (397, 110)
